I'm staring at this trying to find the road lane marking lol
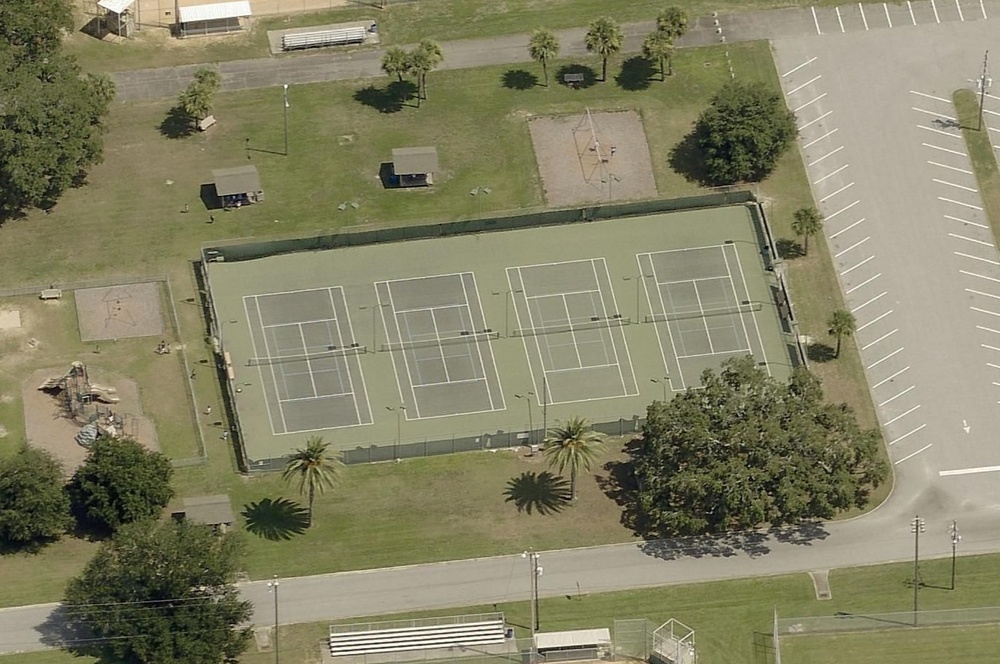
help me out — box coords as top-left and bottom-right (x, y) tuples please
(831, 218), (866, 238)
(971, 306), (1000, 317)
(800, 110), (833, 130)
(928, 161), (973, 174)
(934, 179), (978, 193)
(978, 326), (1000, 335)
(835, 236), (869, 258)
(782, 57), (817, 78)
(814, 165), (850, 183)
(980, 0), (987, 20)
(820, 182), (855, 202)
(941, 198), (983, 211)
(872, 364), (907, 388)
(880, 386), (915, 407)
(885, 405), (921, 426)
(956, 0), (964, 21)
(885, 2), (893, 26)
(795, 93), (828, 113)
(850, 289), (884, 310)
(859, 309), (893, 332)
(967, 288), (1000, 300)
(846, 272), (880, 294)
(922, 142), (965, 155)
(911, 91), (951, 103)
(960, 270), (1000, 283)
(931, 0), (940, 22)
(988, 362), (1000, 369)
(895, 443), (932, 465)
(982, 343), (1000, 352)
(860, 2), (869, 29)
(836, 6), (845, 31)
(955, 251), (998, 264)
(841, 256), (875, 276)
(827, 200), (860, 220)
(889, 423), (926, 445)
(913, 107), (956, 121)
(862, 328), (898, 350)
(918, 125), (961, 139)
(812, 6), (822, 34)
(809, 146), (845, 167)
(867, 347), (904, 370)
(908, 0), (916, 24)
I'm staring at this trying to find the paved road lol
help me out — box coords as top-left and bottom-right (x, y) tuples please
(5, 0), (1000, 656)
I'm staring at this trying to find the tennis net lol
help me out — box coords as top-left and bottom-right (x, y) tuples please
(512, 316), (631, 338)
(645, 302), (761, 324)
(380, 330), (500, 352)
(247, 344), (366, 366)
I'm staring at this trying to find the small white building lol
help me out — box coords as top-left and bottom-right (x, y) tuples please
(177, 1), (252, 38)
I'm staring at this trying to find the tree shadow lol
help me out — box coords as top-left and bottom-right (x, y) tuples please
(353, 80), (418, 113)
(502, 69), (538, 90)
(638, 530), (772, 560)
(159, 106), (194, 139)
(242, 498), (310, 541)
(667, 129), (712, 186)
(555, 64), (598, 89)
(807, 342), (836, 363)
(38, 604), (94, 649)
(503, 471), (571, 515)
(596, 439), (649, 535)
(776, 238), (804, 259)
(614, 56), (655, 91)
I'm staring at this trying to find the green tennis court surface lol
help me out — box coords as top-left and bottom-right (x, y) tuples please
(206, 204), (797, 467)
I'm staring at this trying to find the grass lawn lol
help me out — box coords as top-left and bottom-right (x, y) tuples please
(780, 625), (1000, 664)
(0, 40), (883, 605)
(955, 89), (1000, 246)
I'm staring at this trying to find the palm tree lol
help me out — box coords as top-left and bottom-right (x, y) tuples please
(656, 7), (689, 41)
(178, 67), (222, 125)
(585, 17), (624, 82)
(642, 30), (675, 81)
(542, 417), (606, 500)
(381, 46), (409, 82)
(281, 436), (344, 527)
(528, 28), (560, 87)
(407, 40), (443, 103)
(791, 207), (824, 256)
(827, 309), (857, 358)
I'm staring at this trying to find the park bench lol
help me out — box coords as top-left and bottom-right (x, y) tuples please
(39, 288), (62, 300)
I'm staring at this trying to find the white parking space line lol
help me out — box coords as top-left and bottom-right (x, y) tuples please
(947, 215), (989, 229)
(896, 444), (932, 465)
(920, 127), (962, 142)
(868, 347), (905, 370)
(950, 233), (993, 247)
(940, 464), (1000, 476)
(955, 251), (998, 264)
(889, 423), (926, 445)
(885, 405), (921, 426)
(941, 198), (983, 211)
(923, 142), (965, 155)
(814, 164), (849, 184)
(988, 361), (1000, 368)
(851, 290), (886, 314)
(812, 6), (822, 34)
(830, 218), (866, 239)
(931, 0), (940, 22)
(835, 236), (869, 258)
(782, 57), (817, 78)
(967, 288), (1000, 299)
(911, 91), (951, 103)
(860, 3), (869, 29)
(933, 179), (978, 193)
(788, 75), (822, 95)
(808, 146), (845, 167)
(961, 270), (1000, 282)
(862, 328), (898, 350)
(859, 309), (894, 332)
(820, 182), (855, 202)
(872, 364), (907, 388)
(836, 6), (845, 32)
(956, 0), (965, 21)
(983, 343), (1000, 352)
(880, 384), (915, 406)
(795, 93), (828, 113)
(981, 0), (988, 20)
(827, 200), (860, 220)
(841, 255), (875, 276)
(885, 2), (893, 26)
(846, 272), (881, 294)
(979, 327), (1000, 336)
(913, 107), (957, 121)
(804, 128), (838, 149)
(801, 110), (833, 130)
(928, 161), (973, 174)
(983, 108), (1000, 118)
(908, 0), (916, 24)
(971, 306), (1000, 317)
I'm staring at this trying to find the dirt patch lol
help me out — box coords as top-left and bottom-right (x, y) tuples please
(75, 282), (164, 342)
(0, 308), (21, 331)
(528, 110), (658, 207)
(22, 366), (160, 477)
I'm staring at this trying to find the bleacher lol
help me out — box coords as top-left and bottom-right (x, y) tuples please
(282, 26), (367, 51)
(329, 613), (507, 658)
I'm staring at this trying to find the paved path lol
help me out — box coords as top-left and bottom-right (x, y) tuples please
(6, 0), (1000, 656)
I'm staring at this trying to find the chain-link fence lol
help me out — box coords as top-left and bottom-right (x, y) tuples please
(777, 606), (1000, 636)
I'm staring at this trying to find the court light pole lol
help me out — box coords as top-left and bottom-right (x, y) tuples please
(282, 84), (290, 156)
(949, 520), (961, 591)
(911, 515), (925, 626)
(514, 392), (534, 445)
(541, 377), (548, 444)
(267, 576), (279, 664)
(650, 376), (668, 402)
(385, 406), (405, 459)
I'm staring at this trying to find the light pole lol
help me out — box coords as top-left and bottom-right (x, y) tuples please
(623, 273), (654, 322)
(522, 550), (542, 634)
(650, 376), (668, 402)
(977, 50), (990, 131)
(514, 392), (534, 445)
(911, 515), (925, 625)
(282, 84), (290, 156)
(949, 520), (961, 591)
(267, 576), (279, 664)
(385, 405), (405, 459)
(493, 289), (522, 337)
(541, 377), (548, 444)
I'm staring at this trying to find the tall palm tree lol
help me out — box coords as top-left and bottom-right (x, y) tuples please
(827, 309), (857, 359)
(642, 30), (675, 81)
(585, 17), (624, 82)
(281, 436), (344, 527)
(528, 28), (560, 87)
(656, 7), (689, 41)
(791, 207), (824, 256)
(407, 40), (443, 103)
(381, 46), (409, 82)
(543, 417), (606, 500)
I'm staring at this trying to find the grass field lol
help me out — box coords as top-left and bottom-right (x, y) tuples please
(780, 625), (1000, 663)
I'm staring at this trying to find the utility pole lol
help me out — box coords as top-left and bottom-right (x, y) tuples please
(978, 50), (990, 131)
(949, 520), (961, 591)
(267, 576), (280, 664)
(282, 84), (290, 155)
(522, 550), (542, 634)
(911, 515), (925, 626)
(542, 377), (548, 444)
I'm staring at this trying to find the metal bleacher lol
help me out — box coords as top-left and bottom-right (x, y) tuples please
(282, 26), (367, 52)
(329, 613), (507, 658)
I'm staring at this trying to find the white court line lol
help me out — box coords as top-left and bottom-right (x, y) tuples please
(962, 270), (1000, 283)
(851, 290), (886, 312)
(928, 161), (973, 175)
(934, 179), (978, 193)
(942, 198), (983, 211)
(862, 328), (898, 350)
(814, 164), (849, 184)
(896, 444), (932, 465)
(835, 236), (869, 258)
(788, 75), (822, 95)
(940, 465), (1000, 476)
(800, 110), (833, 130)
(859, 309), (893, 332)
(946, 215), (988, 229)
(826, 200), (860, 220)
(836, 6), (845, 31)
(931, 0), (940, 22)
(831, 218), (866, 239)
(979, 327), (1000, 335)
(860, 2), (869, 29)
(983, 343), (1000, 352)
(820, 182), (855, 203)
(950, 233), (993, 247)
(919, 126), (961, 139)
(889, 423), (925, 445)
(908, 0), (916, 24)
(812, 5), (822, 34)
(872, 364), (908, 388)
(841, 256), (875, 276)
(885, 405), (921, 426)
(922, 142), (965, 156)
(880, 385), (916, 407)
(981, 0), (988, 20)
(795, 93), (827, 113)
(955, 0), (964, 21)
(913, 107), (956, 121)
(867, 347), (904, 370)
(884, 2), (892, 26)
(971, 306), (1000, 317)
(955, 251), (999, 265)
(846, 272), (880, 294)
(969, 288), (1000, 300)
(783, 56), (817, 78)
(803, 128), (838, 149)
(911, 91), (951, 103)
(809, 146), (845, 167)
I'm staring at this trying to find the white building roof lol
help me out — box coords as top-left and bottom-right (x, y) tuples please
(178, 1), (252, 23)
(534, 629), (611, 651)
(97, 0), (135, 13)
